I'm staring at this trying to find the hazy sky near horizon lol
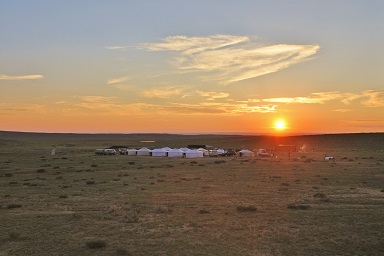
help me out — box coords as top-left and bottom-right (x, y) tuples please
(1, 0), (383, 134)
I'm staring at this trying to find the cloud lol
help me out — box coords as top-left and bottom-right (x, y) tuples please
(0, 74), (43, 81)
(259, 90), (384, 107)
(197, 91), (229, 100)
(141, 86), (184, 98)
(0, 103), (46, 113)
(162, 102), (277, 115)
(60, 94), (278, 116)
(140, 35), (249, 55)
(160, 103), (229, 114)
(107, 76), (130, 85)
(340, 90), (384, 107)
(359, 90), (384, 107)
(333, 109), (352, 112)
(254, 90), (384, 108)
(261, 92), (341, 104)
(105, 46), (130, 50)
(232, 104), (277, 113)
(140, 35), (319, 85)
(77, 96), (117, 103)
(110, 84), (137, 91)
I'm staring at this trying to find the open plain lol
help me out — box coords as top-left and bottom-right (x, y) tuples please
(0, 132), (383, 255)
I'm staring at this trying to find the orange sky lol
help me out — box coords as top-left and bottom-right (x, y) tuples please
(1, 1), (383, 134)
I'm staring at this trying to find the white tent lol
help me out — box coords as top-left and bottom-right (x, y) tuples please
(179, 147), (190, 152)
(198, 148), (209, 156)
(239, 149), (254, 157)
(185, 149), (204, 158)
(137, 147), (151, 156)
(127, 149), (137, 156)
(216, 149), (225, 155)
(161, 147), (172, 152)
(167, 148), (184, 158)
(151, 148), (167, 157)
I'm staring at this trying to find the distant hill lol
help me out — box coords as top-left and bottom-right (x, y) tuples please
(0, 131), (383, 151)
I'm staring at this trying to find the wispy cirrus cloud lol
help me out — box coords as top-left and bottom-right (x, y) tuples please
(107, 76), (130, 85)
(141, 86), (185, 99)
(160, 102), (277, 115)
(255, 90), (384, 108)
(359, 90), (384, 107)
(259, 90), (384, 107)
(56, 94), (277, 116)
(197, 91), (229, 100)
(0, 74), (43, 81)
(77, 96), (117, 103)
(333, 109), (352, 112)
(0, 103), (46, 113)
(140, 35), (249, 55)
(105, 45), (130, 50)
(139, 35), (319, 85)
(233, 104), (277, 113)
(261, 92), (341, 104)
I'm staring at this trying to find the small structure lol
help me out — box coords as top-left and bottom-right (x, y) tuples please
(137, 147), (151, 156)
(198, 148), (209, 156)
(239, 149), (254, 157)
(209, 149), (219, 157)
(119, 148), (128, 155)
(179, 147), (190, 152)
(167, 148), (184, 158)
(216, 149), (225, 155)
(256, 149), (272, 157)
(151, 148), (167, 157)
(95, 149), (105, 155)
(127, 149), (137, 156)
(95, 149), (116, 155)
(185, 149), (204, 158)
(103, 149), (117, 155)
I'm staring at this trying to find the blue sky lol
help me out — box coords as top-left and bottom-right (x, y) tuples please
(1, 0), (383, 133)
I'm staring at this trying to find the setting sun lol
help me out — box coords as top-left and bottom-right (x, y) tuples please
(275, 120), (286, 130)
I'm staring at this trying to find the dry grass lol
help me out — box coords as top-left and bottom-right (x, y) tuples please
(0, 133), (383, 255)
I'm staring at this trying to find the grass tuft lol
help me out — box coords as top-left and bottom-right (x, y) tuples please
(8, 231), (22, 240)
(314, 193), (326, 198)
(236, 205), (257, 212)
(287, 204), (311, 210)
(116, 248), (131, 255)
(155, 206), (173, 214)
(7, 204), (22, 209)
(86, 240), (107, 249)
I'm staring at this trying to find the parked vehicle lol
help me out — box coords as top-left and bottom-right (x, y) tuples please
(257, 149), (272, 157)
(95, 149), (117, 155)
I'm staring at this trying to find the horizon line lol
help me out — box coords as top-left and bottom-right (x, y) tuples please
(1, 130), (383, 137)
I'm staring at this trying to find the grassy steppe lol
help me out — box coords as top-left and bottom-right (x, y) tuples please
(0, 132), (383, 255)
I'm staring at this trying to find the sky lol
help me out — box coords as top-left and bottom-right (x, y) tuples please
(1, 0), (383, 134)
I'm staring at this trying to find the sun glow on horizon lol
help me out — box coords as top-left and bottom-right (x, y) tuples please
(274, 120), (286, 130)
